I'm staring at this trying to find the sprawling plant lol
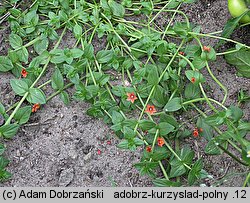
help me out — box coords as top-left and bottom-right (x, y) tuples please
(0, 0), (249, 186)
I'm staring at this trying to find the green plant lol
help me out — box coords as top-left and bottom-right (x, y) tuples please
(0, 0), (249, 186)
(228, 0), (250, 23)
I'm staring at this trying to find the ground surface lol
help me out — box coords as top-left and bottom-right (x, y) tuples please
(0, 0), (249, 187)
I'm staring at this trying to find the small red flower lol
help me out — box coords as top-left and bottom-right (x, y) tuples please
(193, 129), (199, 138)
(199, 128), (203, 133)
(191, 77), (196, 84)
(145, 105), (157, 115)
(21, 68), (28, 78)
(97, 149), (101, 155)
(107, 140), (111, 145)
(203, 46), (211, 52)
(32, 103), (40, 113)
(146, 146), (152, 152)
(157, 137), (165, 147)
(127, 92), (138, 103)
(179, 51), (185, 56)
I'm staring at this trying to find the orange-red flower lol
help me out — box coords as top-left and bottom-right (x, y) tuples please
(157, 137), (164, 147)
(203, 46), (211, 52)
(32, 103), (40, 113)
(199, 128), (203, 133)
(146, 146), (152, 152)
(179, 51), (185, 56)
(191, 77), (196, 83)
(21, 68), (28, 78)
(126, 92), (138, 103)
(145, 104), (157, 115)
(193, 128), (199, 138)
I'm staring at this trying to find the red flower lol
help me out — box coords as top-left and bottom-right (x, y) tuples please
(146, 146), (152, 152)
(193, 129), (199, 138)
(127, 92), (138, 103)
(107, 140), (111, 145)
(191, 77), (196, 84)
(21, 68), (28, 78)
(203, 46), (211, 52)
(32, 103), (40, 113)
(157, 137), (165, 147)
(145, 105), (157, 115)
(179, 51), (185, 56)
(199, 128), (203, 133)
(97, 149), (101, 155)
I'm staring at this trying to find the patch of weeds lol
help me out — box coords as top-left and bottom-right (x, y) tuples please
(0, 0), (249, 186)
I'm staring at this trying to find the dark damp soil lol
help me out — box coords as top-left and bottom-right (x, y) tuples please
(0, 0), (249, 187)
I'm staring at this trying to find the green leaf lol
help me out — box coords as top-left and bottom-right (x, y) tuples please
(50, 49), (65, 64)
(164, 97), (182, 112)
(151, 146), (171, 161)
(217, 13), (245, 47)
(205, 112), (226, 126)
(111, 111), (124, 124)
(108, 0), (125, 17)
(185, 70), (205, 83)
(188, 159), (203, 185)
(170, 159), (186, 178)
(117, 140), (129, 149)
(17, 47), (29, 63)
(51, 68), (64, 90)
(60, 91), (70, 105)
(196, 117), (213, 140)
(147, 65), (159, 85)
(0, 156), (9, 169)
(160, 114), (179, 128)
(0, 169), (12, 181)
(34, 37), (49, 54)
(139, 120), (156, 131)
(0, 124), (19, 139)
(184, 83), (200, 99)
(9, 33), (23, 49)
(123, 126), (136, 139)
(134, 161), (158, 178)
(71, 48), (84, 58)
(158, 122), (175, 136)
(225, 49), (250, 78)
(226, 105), (243, 122)
(27, 88), (46, 104)
(14, 106), (31, 125)
(153, 179), (181, 187)
(205, 139), (222, 155)
(192, 56), (206, 70)
(73, 24), (83, 38)
(133, 137), (144, 146)
(10, 79), (29, 96)
(0, 144), (6, 155)
(0, 56), (14, 72)
(152, 85), (168, 108)
(96, 50), (113, 63)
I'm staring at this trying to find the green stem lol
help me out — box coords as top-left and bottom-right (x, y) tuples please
(189, 32), (250, 49)
(158, 161), (169, 180)
(205, 61), (228, 105)
(4, 27), (67, 125)
(164, 138), (191, 170)
(243, 172), (250, 187)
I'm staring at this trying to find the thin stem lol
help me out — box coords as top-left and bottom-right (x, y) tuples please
(205, 61), (228, 105)
(164, 138), (191, 170)
(158, 161), (169, 180)
(189, 32), (250, 49)
(243, 172), (250, 187)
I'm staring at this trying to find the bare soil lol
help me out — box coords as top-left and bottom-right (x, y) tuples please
(0, 0), (249, 187)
